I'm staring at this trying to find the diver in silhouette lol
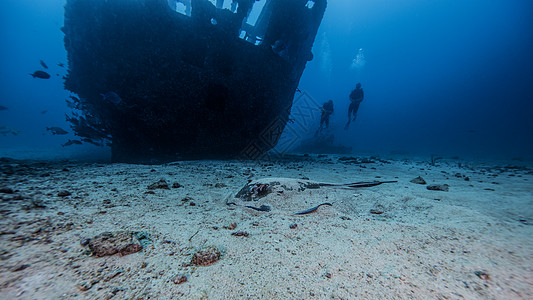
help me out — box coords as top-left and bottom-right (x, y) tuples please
(315, 99), (334, 136)
(344, 83), (364, 130)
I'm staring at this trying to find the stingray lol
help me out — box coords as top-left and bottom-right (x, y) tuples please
(228, 177), (396, 215)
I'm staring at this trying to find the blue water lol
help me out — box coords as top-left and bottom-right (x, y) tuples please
(1, 0), (532, 160)
(300, 0), (533, 158)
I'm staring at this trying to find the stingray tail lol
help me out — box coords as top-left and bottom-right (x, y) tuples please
(336, 180), (397, 188)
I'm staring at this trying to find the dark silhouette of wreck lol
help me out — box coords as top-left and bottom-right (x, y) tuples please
(63, 0), (327, 162)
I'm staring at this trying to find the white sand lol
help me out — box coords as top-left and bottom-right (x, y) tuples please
(0, 155), (531, 299)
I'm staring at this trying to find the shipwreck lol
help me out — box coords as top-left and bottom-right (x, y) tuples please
(63, 0), (327, 162)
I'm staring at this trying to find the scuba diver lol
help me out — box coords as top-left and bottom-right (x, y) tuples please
(344, 82), (364, 129)
(315, 99), (334, 136)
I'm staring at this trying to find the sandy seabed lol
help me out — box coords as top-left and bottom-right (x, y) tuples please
(0, 154), (532, 299)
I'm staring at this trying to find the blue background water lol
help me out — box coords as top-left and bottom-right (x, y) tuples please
(1, 0), (532, 160)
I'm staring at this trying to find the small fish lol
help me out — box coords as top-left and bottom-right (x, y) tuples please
(0, 126), (20, 136)
(69, 95), (80, 102)
(40, 60), (48, 69)
(30, 71), (51, 79)
(100, 91), (122, 104)
(41, 110), (47, 114)
(62, 139), (82, 147)
(66, 100), (79, 110)
(0, 105), (7, 111)
(66, 101), (77, 109)
(57, 62), (65, 68)
(66, 95), (82, 109)
(46, 126), (68, 135)
(82, 138), (101, 146)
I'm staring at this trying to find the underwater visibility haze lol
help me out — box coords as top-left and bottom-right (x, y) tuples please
(0, 0), (532, 159)
(1, 1), (533, 299)
(297, 0), (533, 158)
